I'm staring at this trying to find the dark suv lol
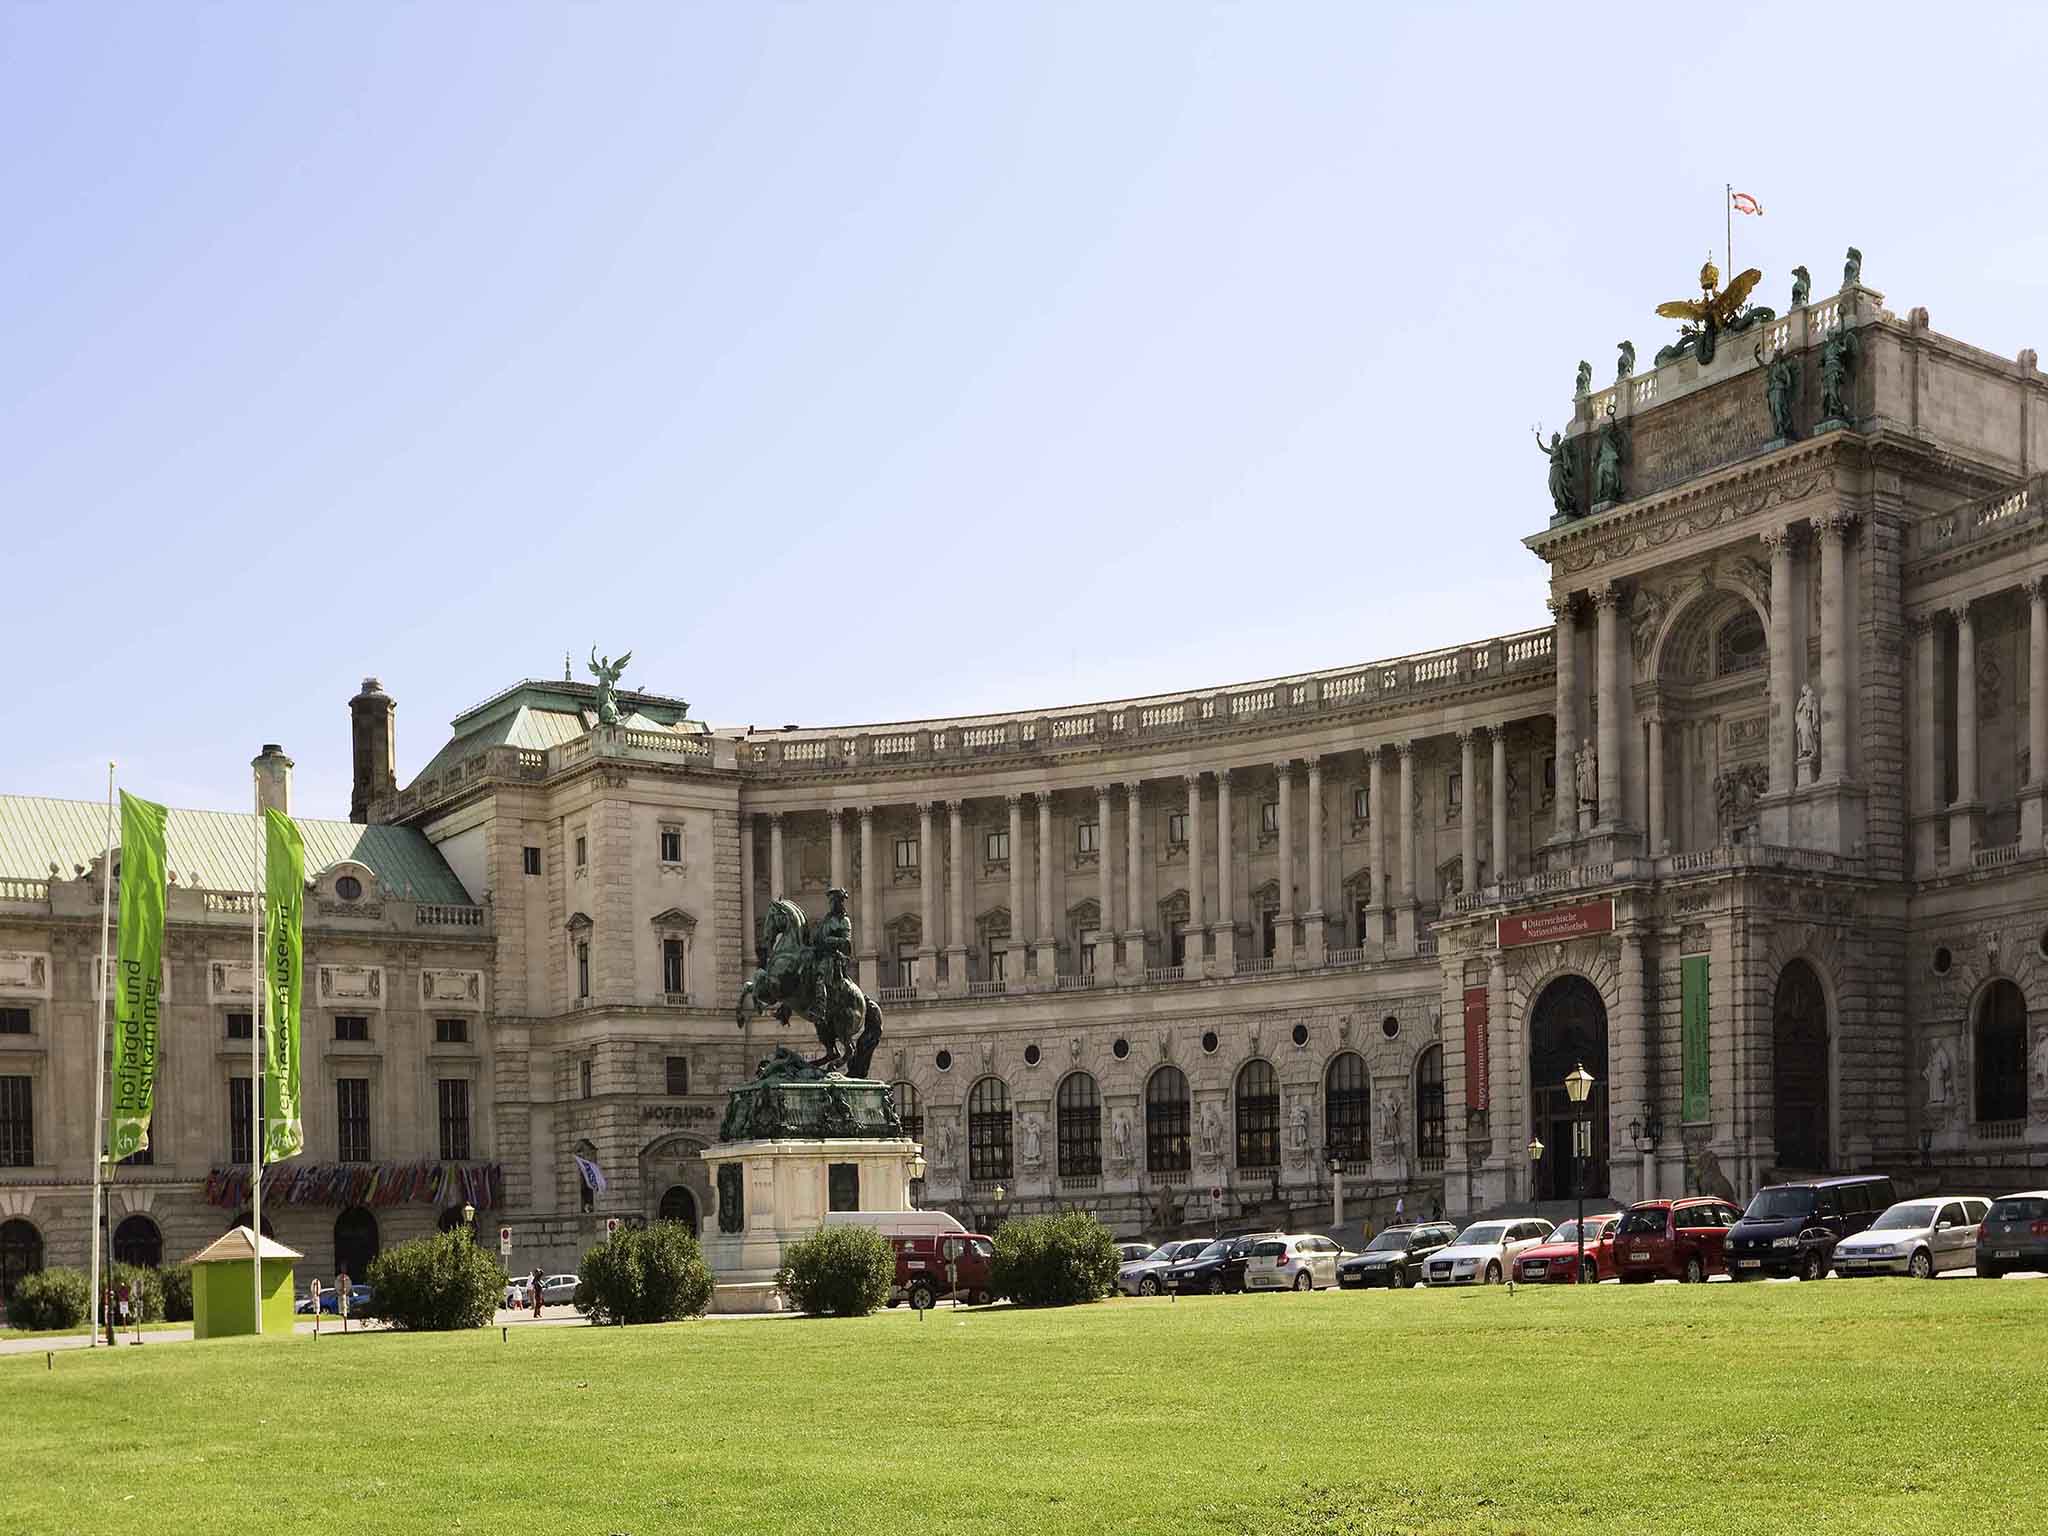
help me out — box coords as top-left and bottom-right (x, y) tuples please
(1168, 1231), (1279, 1294)
(1726, 1173), (1896, 1280)
(1336, 1223), (1459, 1290)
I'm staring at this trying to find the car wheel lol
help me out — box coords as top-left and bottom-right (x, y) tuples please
(1908, 1249), (1934, 1281)
(1394, 1264), (1410, 1289)
(1682, 1255), (1704, 1285)
(1293, 1271), (1311, 1292)
(908, 1281), (936, 1311)
(1484, 1261), (1502, 1285)
(1800, 1251), (1826, 1283)
(1208, 1276), (1224, 1295)
(1580, 1257), (1598, 1286)
(1138, 1275), (1160, 1297)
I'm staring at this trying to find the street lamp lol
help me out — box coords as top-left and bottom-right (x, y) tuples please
(907, 1150), (927, 1209)
(1564, 1063), (1595, 1283)
(1525, 1136), (1543, 1215)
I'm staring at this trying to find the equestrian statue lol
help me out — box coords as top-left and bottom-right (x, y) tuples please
(735, 888), (883, 1079)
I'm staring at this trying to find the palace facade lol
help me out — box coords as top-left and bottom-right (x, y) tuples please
(4, 260), (2047, 1291)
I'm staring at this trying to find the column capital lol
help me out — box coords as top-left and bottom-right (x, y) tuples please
(1546, 592), (1583, 622)
(945, 798), (965, 815)
(1456, 727), (1477, 746)
(1183, 769), (1202, 790)
(1950, 598), (1976, 626)
(2024, 574), (2048, 604)
(1811, 510), (1860, 541)
(857, 803), (875, 824)
(1759, 521), (1805, 553)
(1004, 792), (1023, 810)
(1215, 767), (1233, 787)
(768, 809), (784, 825)
(826, 805), (843, 825)
(1907, 612), (1938, 637)
(1272, 758), (1295, 777)
(1121, 779), (1144, 797)
(1094, 783), (1114, 801)
(1395, 740), (1415, 762)
(1305, 754), (1322, 776)
(1592, 581), (1626, 610)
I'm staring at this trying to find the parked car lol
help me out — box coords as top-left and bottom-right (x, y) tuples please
(1833, 1196), (1989, 1279)
(1725, 1173), (1897, 1280)
(298, 1282), (374, 1315)
(1612, 1197), (1742, 1283)
(1976, 1190), (2048, 1278)
(1116, 1242), (1156, 1264)
(1117, 1238), (1211, 1297)
(1510, 1214), (1621, 1285)
(1167, 1232), (1281, 1294)
(1336, 1222), (1460, 1290)
(1243, 1233), (1350, 1291)
(1423, 1218), (1554, 1286)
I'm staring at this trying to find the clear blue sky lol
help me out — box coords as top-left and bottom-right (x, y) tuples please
(8, 2), (2046, 818)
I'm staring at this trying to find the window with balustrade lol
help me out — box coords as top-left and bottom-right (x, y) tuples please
(1056, 1072), (1101, 1178)
(659, 825), (683, 864)
(1146, 1065), (1191, 1173)
(967, 1077), (1012, 1182)
(890, 1081), (923, 1143)
(1325, 1052), (1370, 1162)
(1235, 1059), (1279, 1169)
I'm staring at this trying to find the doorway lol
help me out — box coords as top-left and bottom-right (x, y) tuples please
(1528, 975), (1610, 1199)
(1772, 960), (1830, 1170)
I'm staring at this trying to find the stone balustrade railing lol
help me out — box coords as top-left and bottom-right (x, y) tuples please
(0, 878), (50, 905)
(1919, 474), (2046, 559)
(1449, 842), (1869, 915)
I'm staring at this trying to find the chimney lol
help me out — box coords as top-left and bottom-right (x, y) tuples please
(349, 677), (397, 824)
(252, 744), (294, 817)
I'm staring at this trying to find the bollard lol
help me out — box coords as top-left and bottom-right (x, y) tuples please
(48, 1351), (54, 1371)
(501, 1327), (508, 1343)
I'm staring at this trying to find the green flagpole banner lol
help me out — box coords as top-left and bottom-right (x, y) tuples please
(109, 792), (167, 1164)
(263, 808), (306, 1162)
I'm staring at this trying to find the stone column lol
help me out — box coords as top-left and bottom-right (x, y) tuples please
(1095, 785), (1113, 969)
(1487, 947), (1510, 1168)
(1490, 726), (1509, 886)
(740, 811), (757, 968)
(1457, 731), (1478, 898)
(917, 802), (936, 984)
(1304, 755), (1326, 963)
(1368, 746), (1388, 933)
(1549, 596), (1581, 840)
(946, 799), (968, 993)
(1214, 769), (1236, 974)
(1395, 742), (1417, 952)
(1610, 931), (1648, 1207)
(1184, 772), (1206, 979)
(768, 811), (785, 901)
(1950, 601), (1981, 858)
(1006, 794), (1026, 979)
(1594, 585), (1625, 828)
(1816, 513), (1853, 783)
(828, 808), (846, 891)
(2026, 579), (2048, 849)
(1034, 793), (1056, 979)
(1274, 760), (1295, 963)
(1765, 525), (1798, 799)
(857, 807), (878, 991)
(1677, 721), (1694, 855)
(1124, 781), (1144, 971)
(1647, 714), (1666, 854)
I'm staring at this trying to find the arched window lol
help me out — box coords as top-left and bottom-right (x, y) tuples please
(1056, 1072), (1102, 1178)
(889, 1081), (923, 1143)
(967, 1077), (1012, 1182)
(113, 1215), (162, 1269)
(1145, 1066), (1191, 1174)
(1, 1218), (44, 1305)
(1324, 1052), (1370, 1163)
(1235, 1059), (1279, 1169)
(334, 1207), (379, 1278)
(1975, 980), (2029, 1123)
(1415, 1045), (1446, 1164)
(228, 1210), (276, 1239)
(658, 1185), (699, 1235)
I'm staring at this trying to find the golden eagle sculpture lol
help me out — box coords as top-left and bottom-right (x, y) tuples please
(1653, 258), (1772, 366)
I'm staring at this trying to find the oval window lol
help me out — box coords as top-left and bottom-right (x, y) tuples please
(335, 875), (363, 902)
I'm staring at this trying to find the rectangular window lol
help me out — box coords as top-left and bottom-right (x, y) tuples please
(0, 1007), (29, 1035)
(1447, 771), (1463, 810)
(334, 1015), (369, 1042)
(662, 938), (686, 995)
(574, 833), (588, 868)
(437, 1078), (471, 1161)
(1352, 787), (1369, 823)
(434, 1017), (469, 1045)
(986, 947), (1006, 984)
(337, 1078), (370, 1163)
(523, 845), (542, 876)
(1166, 811), (1187, 847)
(1260, 802), (1278, 836)
(1076, 820), (1098, 855)
(577, 941), (590, 999)
(1354, 900), (1374, 946)
(894, 836), (918, 870)
(1681, 954), (1711, 1123)
(226, 1010), (253, 1040)
(581, 1059), (593, 1100)
(1079, 929), (1099, 975)
(1169, 924), (1186, 967)
(659, 827), (683, 863)
(1542, 754), (1557, 796)
(665, 1056), (689, 1096)
(894, 945), (919, 989)
(229, 1076), (261, 1165)
(985, 829), (1009, 863)
(0, 1075), (33, 1166)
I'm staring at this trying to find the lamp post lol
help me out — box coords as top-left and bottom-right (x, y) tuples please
(462, 1201), (477, 1244)
(1328, 1155), (1344, 1228)
(908, 1150), (928, 1209)
(1526, 1136), (1544, 1216)
(1564, 1062), (1595, 1283)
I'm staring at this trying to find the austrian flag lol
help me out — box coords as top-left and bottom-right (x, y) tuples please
(1731, 191), (1764, 216)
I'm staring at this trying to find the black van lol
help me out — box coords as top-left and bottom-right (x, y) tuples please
(1725, 1173), (1897, 1280)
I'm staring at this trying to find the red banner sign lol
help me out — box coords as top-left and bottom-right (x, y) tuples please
(1497, 897), (1614, 949)
(1462, 986), (1490, 1113)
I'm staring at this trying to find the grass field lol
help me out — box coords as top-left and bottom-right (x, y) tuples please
(8, 1280), (2044, 1535)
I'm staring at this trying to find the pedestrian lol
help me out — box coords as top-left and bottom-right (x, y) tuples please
(530, 1265), (544, 1318)
(1429, 1197), (1443, 1222)
(1394, 1195), (1405, 1224)
(308, 1277), (323, 1336)
(336, 1265), (352, 1332)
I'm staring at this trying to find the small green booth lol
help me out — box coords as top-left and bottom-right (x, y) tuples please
(184, 1227), (302, 1339)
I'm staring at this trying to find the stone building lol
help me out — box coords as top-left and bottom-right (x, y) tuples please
(3, 258), (2046, 1292)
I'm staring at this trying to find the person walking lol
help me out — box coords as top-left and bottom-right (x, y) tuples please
(529, 1265), (544, 1318)
(336, 1265), (352, 1332)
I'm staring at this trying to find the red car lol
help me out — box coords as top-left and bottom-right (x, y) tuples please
(1511, 1214), (1621, 1284)
(1611, 1196), (1744, 1284)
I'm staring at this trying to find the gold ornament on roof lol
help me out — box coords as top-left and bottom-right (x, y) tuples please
(1651, 254), (1771, 367)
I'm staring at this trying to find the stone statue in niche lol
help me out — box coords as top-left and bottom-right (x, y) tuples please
(1593, 415), (1627, 506)
(1019, 1114), (1043, 1169)
(1574, 360), (1592, 397)
(2031, 1029), (2048, 1111)
(1790, 265), (1811, 308)
(1290, 1100), (1311, 1149)
(1713, 763), (1769, 842)
(1376, 1091), (1402, 1149)
(1795, 684), (1820, 769)
(936, 1120), (957, 1169)
(1819, 326), (1861, 423)
(1200, 1102), (1224, 1162)
(1110, 1109), (1134, 1166)
(1535, 428), (1578, 519)
(1922, 1041), (1955, 1119)
(1575, 738), (1599, 809)
(1843, 246), (1862, 288)
(1756, 341), (1799, 441)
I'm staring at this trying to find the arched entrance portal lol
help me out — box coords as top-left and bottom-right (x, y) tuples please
(334, 1207), (380, 1278)
(1773, 960), (1831, 1170)
(658, 1185), (699, 1234)
(1529, 975), (1609, 1199)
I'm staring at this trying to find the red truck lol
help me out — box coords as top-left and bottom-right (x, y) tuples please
(825, 1211), (997, 1308)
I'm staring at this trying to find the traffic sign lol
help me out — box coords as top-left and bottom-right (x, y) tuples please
(606, 1217), (621, 1237)
(497, 1225), (512, 1258)
(1209, 1185), (1223, 1202)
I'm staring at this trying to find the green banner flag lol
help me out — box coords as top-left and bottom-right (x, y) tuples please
(109, 791), (167, 1163)
(263, 807), (305, 1162)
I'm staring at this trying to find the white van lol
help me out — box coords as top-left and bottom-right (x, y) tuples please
(822, 1209), (966, 1239)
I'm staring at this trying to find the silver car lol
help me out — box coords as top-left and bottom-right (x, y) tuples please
(1117, 1239), (1210, 1296)
(1833, 1196), (1988, 1279)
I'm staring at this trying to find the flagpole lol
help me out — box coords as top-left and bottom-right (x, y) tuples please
(250, 772), (264, 1333)
(88, 762), (115, 1349)
(1726, 183), (1733, 276)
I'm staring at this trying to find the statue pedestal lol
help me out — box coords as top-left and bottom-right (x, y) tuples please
(700, 1135), (923, 1293)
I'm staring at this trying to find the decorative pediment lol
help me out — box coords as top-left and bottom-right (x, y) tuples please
(649, 907), (698, 933)
(1340, 865), (1373, 896)
(975, 907), (1011, 942)
(565, 911), (594, 933)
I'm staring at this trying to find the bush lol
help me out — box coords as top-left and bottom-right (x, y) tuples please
(575, 1222), (714, 1325)
(160, 1264), (193, 1323)
(776, 1225), (893, 1317)
(991, 1210), (1120, 1307)
(9, 1268), (90, 1331)
(364, 1229), (502, 1330)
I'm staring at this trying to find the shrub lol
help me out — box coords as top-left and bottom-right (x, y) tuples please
(991, 1210), (1120, 1307)
(575, 1222), (714, 1325)
(106, 1262), (166, 1323)
(160, 1264), (193, 1323)
(9, 1268), (90, 1331)
(776, 1225), (893, 1317)
(364, 1229), (502, 1330)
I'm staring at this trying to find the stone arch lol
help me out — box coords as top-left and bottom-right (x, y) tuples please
(639, 1132), (712, 1235)
(1144, 1064), (1191, 1173)
(1649, 578), (1773, 687)
(1526, 974), (1610, 1199)
(1771, 957), (1833, 1171)
(1234, 1057), (1280, 1170)
(0, 1217), (43, 1305)
(112, 1213), (161, 1269)
(1323, 1050), (1370, 1162)
(1055, 1070), (1102, 1178)
(333, 1206), (379, 1277)
(1972, 978), (2029, 1123)
(657, 1185), (700, 1234)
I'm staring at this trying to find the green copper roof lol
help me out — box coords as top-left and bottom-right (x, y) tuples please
(407, 680), (707, 795)
(0, 795), (473, 904)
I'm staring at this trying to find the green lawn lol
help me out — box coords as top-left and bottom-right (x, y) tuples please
(0, 1320), (190, 1342)
(7, 1281), (2043, 1534)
